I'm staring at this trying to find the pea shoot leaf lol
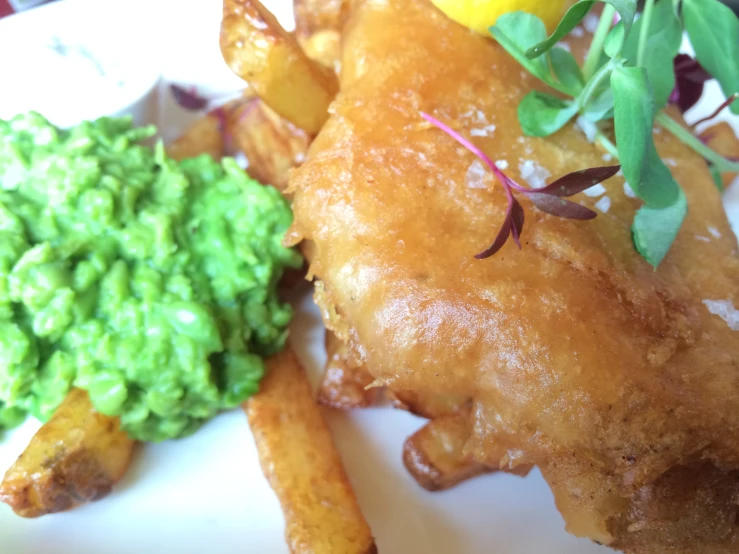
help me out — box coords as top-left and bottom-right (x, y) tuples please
(582, 88), (615, 122)
(549, 47), (585, 95)
(709, 165), (725, 191)
(490, 13), (566, 93)
(632, 190), (687, 267)
(683, 0), (739, 114)
(604, 21), (625, 58)
(611, 66), (680, 207)
(525, 0), (637, 59)
(622, 0), (681, 109)
(518, 92), (579, 137)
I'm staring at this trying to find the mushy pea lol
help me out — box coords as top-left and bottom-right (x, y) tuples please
(0, 112), (302, 442)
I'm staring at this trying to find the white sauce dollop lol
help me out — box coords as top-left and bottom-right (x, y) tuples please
(0, 35), (135, 127)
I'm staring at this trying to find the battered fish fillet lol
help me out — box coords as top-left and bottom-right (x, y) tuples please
(287, 1), (739, 552)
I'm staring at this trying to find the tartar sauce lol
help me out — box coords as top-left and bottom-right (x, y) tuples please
(0, 34), (155, 127)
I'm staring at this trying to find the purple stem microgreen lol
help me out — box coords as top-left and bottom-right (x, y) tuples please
(421, 112), (619, 259)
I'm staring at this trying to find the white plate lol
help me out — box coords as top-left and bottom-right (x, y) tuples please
(1, 1), (738, 553)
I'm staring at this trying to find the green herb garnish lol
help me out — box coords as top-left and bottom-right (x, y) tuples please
(491, 0), (739, 266)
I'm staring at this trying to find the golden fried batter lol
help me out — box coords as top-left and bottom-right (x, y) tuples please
(288, 0), (739, 552)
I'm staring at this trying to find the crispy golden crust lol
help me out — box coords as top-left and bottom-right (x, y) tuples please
(387, 390), (467, 420)
(318, 330), (381, 409)
(0, 389), (135, 518)
(245, 347), (376, 554)
(289, 0), (739, 551)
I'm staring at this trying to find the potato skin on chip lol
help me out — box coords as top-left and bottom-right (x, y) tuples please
(221, 0), (338, 134)
(0, 389), (135, 518)
(246, 346), (376, 554)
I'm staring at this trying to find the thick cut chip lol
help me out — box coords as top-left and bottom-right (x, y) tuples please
(402, 414), (494, 492)
(0, 389), (135, 518)
(221, 0), (339, 134)
(245, 346), (376, 554)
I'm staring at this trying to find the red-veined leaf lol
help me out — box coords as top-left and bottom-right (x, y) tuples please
(527, 193), (598, 219)
(533, 165), (621, 196)
(475, 206), (513, 259)
(510, 197), (525, 248)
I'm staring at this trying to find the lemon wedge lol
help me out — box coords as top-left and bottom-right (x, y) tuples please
(431, 0), (574, 34)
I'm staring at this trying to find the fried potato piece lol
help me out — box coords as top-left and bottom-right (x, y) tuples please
(402, 414), (494, 492)
(228, 98), (311, 192)
(293, 0), (347, 71)
(167, 110), (226, 161)
(221, 0), (339, 134)
(318, 330), (380, 409)
(246, 346), (376, 554)
(700, 121), (739, 188)
(167, 94), (310, 192)
(293, 0), (348, 37)
(301, 30), (342, 73)
(0, 389), (135, 518)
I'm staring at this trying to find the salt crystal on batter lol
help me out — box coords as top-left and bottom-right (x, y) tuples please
(584, 184), (606, 197)
(623, 182), (636, 198)
(461, 108), (487, 124)
(495, 159), (509, 170)
(470, 124), (496, 137)
(708, 226), (722, 238)
(571, 25), (585, 37)
(595, 196), (611, 213)
(466, 159), (492, 189)
(703, 299), (739, 331)
(584, 13), (599, 33)
(519, 160), (551, 188)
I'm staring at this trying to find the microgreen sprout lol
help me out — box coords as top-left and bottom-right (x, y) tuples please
(421, 112), (619, 259)
(490, 0), (739, 266)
